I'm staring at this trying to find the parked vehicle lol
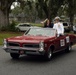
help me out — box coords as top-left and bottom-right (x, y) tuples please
(3, 28), (76, 60)
(15, 23), (40, 31)
(73, 25), (76, 34)
(63, 22), (71, 32)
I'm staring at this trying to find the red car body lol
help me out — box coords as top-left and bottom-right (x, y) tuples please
(3, 28), (76, 60)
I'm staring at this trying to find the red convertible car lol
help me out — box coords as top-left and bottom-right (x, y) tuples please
(3, 28), (76, 60)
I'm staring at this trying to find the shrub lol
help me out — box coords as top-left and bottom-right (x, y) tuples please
(8, 20), (16, 31)
(0, 20), (19, 32)
(0, 26), (7, 31)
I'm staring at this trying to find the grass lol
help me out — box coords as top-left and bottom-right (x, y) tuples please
(0, 31), (23, 45)
(31, 23), (43, 27)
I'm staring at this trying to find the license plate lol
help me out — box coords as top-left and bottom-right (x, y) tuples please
(19, 50), (24, 54)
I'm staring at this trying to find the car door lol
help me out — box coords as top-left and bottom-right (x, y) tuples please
(25, 24), (31, 31)
(19, 24), (30, 31)
(19, 24), (26, 31)
(21, 24), (29, 31)
(54, 35), (66, 52)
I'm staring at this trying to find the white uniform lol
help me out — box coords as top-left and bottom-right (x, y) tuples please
(53, 22), (64, 36)
(73, 26), (76, 31)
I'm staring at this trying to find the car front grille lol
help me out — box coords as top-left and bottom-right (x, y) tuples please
(23, 43), (39, 48)
(8, 42), (20, 47)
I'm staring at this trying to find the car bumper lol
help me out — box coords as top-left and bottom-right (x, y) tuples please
(3, 46), (45, 55)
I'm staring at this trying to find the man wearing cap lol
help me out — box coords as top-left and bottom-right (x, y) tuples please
(53, 16), (64, 37)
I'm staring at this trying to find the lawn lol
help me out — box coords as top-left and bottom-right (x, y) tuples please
(31, 23), (43, 27)
(0, 32), (23, 45)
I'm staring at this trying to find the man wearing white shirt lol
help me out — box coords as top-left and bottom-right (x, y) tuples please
(53, 16), (64, 37)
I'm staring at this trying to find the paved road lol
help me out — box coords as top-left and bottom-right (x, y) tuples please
(0, 46), (76, 75)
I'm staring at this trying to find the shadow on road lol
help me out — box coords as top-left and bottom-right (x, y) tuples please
(8, 50), (75, 64)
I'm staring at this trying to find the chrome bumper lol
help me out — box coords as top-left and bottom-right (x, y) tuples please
(3, 46), (45, 55)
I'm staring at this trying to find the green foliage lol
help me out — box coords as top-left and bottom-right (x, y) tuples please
(31, 23), (42, 27)
(35, 0), (48, 18)
(8, 20), (17, 31)
(11, 1), (38, 22)
(0, 20), (18, 32)
(12, 6), (22, 16)
(23, 2), (37, 22)
(0, 0), (26, 28)
(0, 26), (8, 31)
(0, 0), (76, 28)
(64, 0), (76, 25)
(35, 0), (65, 20)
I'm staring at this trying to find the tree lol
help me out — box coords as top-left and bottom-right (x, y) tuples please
(11, 1), (37, 22)
(0, 0), (14, 27)
(0, 0), (25, 28)
(65, 0), (76, 26)
(23, 1), (37, 22)
(35, 0), (65, 20)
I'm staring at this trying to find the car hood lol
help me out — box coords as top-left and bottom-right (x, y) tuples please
(7, 35), (55, 43)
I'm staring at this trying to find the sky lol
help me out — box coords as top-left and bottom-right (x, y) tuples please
(11, 2), (18, 9)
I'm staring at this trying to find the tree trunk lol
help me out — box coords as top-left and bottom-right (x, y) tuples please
(69, 15), (74, 25)
(69, 14), (74, 30)
(0, 9), (9, 28)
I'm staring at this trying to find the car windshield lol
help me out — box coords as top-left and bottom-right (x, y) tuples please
(24, 28), (56, 37)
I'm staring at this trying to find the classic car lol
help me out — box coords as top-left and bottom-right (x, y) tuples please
(3, 28), (76, 60)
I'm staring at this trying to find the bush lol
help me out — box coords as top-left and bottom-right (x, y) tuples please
(0, 26), (7, 31)
(8, 20), (16, 31)
(0, 20), (19, 32)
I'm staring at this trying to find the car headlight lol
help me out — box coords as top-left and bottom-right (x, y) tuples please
(3, 39), (7, 48)
(39, 41), (44, 52)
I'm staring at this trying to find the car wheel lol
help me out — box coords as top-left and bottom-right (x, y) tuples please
(44, 49), (53, 61)
(65, 45), (72, 53)
(10, 53), (20, 59)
